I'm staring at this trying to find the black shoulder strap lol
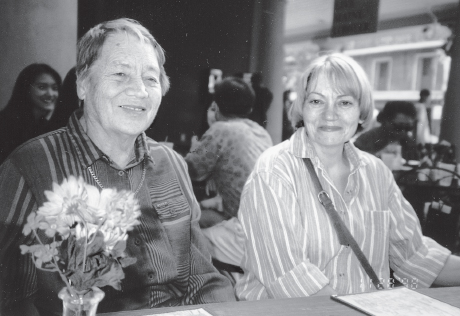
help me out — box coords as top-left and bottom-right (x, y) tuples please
(303, 158), (384, 290)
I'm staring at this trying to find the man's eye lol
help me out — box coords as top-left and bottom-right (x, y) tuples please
(145, 77), (159, 85)
(115, 73), (126, 77)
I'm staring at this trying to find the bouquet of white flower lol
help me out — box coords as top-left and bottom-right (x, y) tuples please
(20, 176), (141, 307)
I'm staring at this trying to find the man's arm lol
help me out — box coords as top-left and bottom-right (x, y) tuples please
(0, 160), (39, 314)
(170, 150), (235, 303)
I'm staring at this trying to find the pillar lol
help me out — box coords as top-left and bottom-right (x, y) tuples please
(439, 7), (460, 160)
(0, 0), (77, 111)
(250, 0), (287, 144)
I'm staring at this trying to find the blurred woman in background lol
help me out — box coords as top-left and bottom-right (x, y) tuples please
(0, 63), (62, 163)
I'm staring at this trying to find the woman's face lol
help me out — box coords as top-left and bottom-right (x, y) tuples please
(207, 101), (217, 126)
(302, 72), (360, 151)
(29, 73), (59, 112)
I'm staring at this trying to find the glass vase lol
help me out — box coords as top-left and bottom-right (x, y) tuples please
(58, 287), (105, 316)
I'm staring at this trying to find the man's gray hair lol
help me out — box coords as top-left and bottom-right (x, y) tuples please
(76, 18), (170, 95)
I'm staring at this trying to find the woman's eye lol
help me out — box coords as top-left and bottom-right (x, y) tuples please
(115, 72), (126, 77)
(340, 100), (354, 107)
(308, 99), (322, 105)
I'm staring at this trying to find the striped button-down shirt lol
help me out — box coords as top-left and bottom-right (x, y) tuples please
(235, 127), (450, 300)
(0, 110), (234, 314)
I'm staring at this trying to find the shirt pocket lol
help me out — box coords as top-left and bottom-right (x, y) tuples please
(153, 195), (190, 223)
(148, 175), (192, 224)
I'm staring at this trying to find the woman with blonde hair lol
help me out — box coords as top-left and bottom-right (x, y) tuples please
(235, 53), (459, 300)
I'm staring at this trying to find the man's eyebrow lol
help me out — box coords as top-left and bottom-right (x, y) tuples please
(111, 61), (131, 68)
(145, 65), (160, 73)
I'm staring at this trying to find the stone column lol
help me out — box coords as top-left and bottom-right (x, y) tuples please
(439, 7), (460, 160)
(0, 0), (77, 111)
(249, 0), (287, 144)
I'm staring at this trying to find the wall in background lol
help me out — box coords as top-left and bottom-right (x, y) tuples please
(0, 0), (77, 111)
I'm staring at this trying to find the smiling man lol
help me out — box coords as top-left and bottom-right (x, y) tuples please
(0, 18), (234, 316)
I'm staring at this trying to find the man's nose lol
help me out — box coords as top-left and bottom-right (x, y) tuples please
(126, 77), (148, 98)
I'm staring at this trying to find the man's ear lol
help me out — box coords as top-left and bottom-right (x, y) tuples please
(76, 76), (89, 101)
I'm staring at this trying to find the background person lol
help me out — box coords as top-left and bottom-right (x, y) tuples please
(53, 66), (80, 128)
(186, 77), (273, 271)
(0, 63), (62, 163)
(414, 88), (432, 144)
(0, 18), (234, 316)
(235, 53), (460, 300)
(247, 72), (273, 128)
(354, 101), (418, 161)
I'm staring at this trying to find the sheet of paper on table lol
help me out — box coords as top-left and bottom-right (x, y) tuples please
(144, 308), (213, 316)
(332, 287), (460, 316)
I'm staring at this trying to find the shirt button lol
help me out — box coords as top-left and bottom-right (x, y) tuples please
(134, 238), (141, 246)
(118, 171), (124, 176)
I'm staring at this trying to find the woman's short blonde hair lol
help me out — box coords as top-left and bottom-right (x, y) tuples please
(289, 53), (374, 133)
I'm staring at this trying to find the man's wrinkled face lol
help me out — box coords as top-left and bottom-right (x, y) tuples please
(78, 32), (162, 139)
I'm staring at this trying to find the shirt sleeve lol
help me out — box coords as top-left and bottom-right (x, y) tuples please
(185, 126), (220, 182)
(237, 169), (330, 300)
(387, 176), (451, 287)
(168, 150), (235, 303)
(0, 159), (38, 308)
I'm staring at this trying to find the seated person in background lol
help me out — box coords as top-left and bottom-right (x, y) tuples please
(248, 72), (273, 128)
(53, 66), (80, 128)
(0, 63), (62, 163)
(0, 18), (234, 315)
(235, 53), (460, 300)
(354, 101), (418, 160)
(186, 77), (273, 270)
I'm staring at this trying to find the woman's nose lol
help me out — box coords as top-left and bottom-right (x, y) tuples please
(323, 102), (337, 120)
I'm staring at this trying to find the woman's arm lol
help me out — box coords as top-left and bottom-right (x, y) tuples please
(386, 171), (451, 288)
(432, 255), (460, 287)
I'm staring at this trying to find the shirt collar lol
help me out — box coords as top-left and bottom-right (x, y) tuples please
(66, 108), (150, 169)
(289, 127), (365, 172)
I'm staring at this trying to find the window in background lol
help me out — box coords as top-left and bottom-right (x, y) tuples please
(372, 58), (392, 91)
(414, 53), (437, 91)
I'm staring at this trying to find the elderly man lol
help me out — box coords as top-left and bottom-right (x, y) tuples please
(0, 18), (234, 315)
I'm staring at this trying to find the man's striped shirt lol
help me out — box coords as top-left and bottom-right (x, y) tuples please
(0, 110), (234, 313)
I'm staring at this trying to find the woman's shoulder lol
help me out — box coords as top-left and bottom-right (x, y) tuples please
(353, 145), (394, 178)
(253, 140), (293, 172)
